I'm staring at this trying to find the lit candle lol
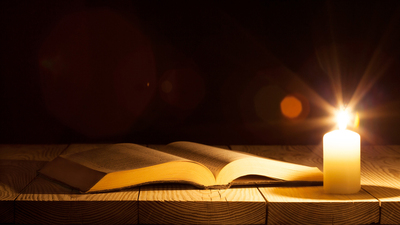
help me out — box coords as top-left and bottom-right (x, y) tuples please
(323, 109), (360, 194)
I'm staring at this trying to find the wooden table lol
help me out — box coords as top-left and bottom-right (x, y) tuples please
(1, 144), (399, 224)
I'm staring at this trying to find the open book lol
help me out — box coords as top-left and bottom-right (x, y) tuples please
(39, 141), (323, 193)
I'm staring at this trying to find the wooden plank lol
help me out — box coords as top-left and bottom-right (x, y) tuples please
(6, 143), (397, 224)
(358, 145), (400, 225)
(231, 145), (379, 225)
(138, 144), (266, 224)
(139, 184), (266, 224)
(260, 186), (379, 225)
(0, 144), (67, 224)
(0, 144), (68, 161)
(16, 176), (139, 224)
(15, 144), (139, 224)
(309, 144), (400, 224)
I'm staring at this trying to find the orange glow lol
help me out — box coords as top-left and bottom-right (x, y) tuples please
(280, 95), (302, 119)
(354, 112), (360, 128)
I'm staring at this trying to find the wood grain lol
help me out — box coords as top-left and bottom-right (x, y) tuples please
(0, 144), (68, 161)
(139, 184), (266, 224)
(138, 144), (266, 224)
(260, 186), (379, 225)
(358, 145), (400, 225)
(15, 144), (139, 224)
(231, 145), (379, 225)
(0, 144), (67, 223)
(16, 176), (139, 224)
(310, 144), (400, 224)
(4, 144), (400, 224)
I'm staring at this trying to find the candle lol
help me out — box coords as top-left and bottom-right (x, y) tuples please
(323, 109), (360, 194)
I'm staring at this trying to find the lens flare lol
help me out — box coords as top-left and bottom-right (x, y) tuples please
(38, 9), (156, 138)
(280, 95), (302, 119)
(354, 112), (360, 128)
(159, 68), (205, 110)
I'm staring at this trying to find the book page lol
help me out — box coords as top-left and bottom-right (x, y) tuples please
(63, 143), (191, 173)
(161, 142), (251, 178)
(161, 142), (322, 186)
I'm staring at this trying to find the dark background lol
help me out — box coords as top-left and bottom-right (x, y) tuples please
(1, 0), (400, 145)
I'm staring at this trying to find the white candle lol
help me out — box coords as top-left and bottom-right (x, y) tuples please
(323, 110), (361, 194)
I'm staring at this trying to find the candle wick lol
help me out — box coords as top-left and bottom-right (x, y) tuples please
(339, 123), (347, 130)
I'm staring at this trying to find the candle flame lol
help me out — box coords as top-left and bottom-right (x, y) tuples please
(337, 109), (349, 130)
